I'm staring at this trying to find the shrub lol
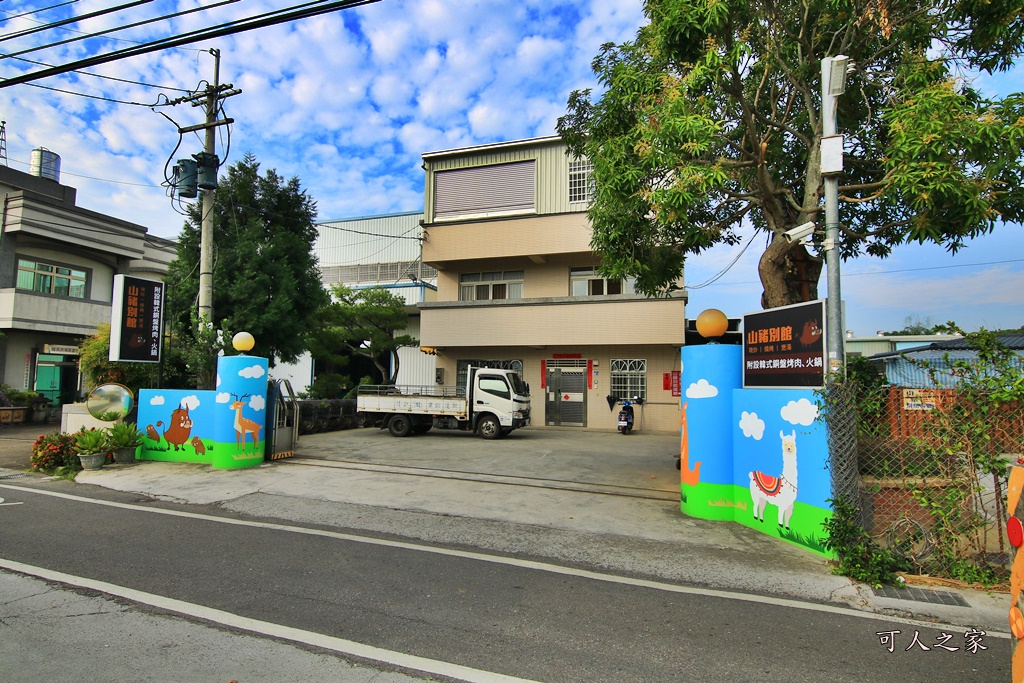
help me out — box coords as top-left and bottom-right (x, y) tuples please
(31, 432), (80, 473)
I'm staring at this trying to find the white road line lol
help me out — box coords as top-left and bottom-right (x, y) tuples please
(0, 558), (541, 683)
(1, 483), (1008, 638)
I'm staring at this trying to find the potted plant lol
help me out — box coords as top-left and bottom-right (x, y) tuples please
(74, 428), (110, 470)
(107, 421), (143, 464)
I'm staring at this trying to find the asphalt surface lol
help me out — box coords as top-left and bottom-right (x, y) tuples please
(0, 420), (1014, 681)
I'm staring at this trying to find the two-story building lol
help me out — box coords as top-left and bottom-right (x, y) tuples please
(0, 157), (176, 408)
(418, 136), (688, 432)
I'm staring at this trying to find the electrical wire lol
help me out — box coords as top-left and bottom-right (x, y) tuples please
(0, 0), (158, 43)
(0, 1), (80, 24)
(685, 230), (758, 290)
(2, 0), (240, 60)
(1, 0), (382, 88)
(7, 54), (192, 91)
(24, 81), (174, 107)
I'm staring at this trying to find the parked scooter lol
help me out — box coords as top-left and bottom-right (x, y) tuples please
(616, 396), (643, 434)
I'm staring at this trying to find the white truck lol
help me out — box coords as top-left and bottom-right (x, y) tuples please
(356, 367), (531, 439)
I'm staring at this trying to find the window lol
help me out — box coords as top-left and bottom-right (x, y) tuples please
(479, 375), (511, 400)
(17, 259), (87, 298)
(569, 158), (594, 204)
(460, 270), (524, 301)
(434, 161), (536, 220)
(570, 267), (635, 297)
(611, 359), (647, 400)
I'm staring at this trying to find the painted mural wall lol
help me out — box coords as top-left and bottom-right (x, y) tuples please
(680, 344), (832, 555)
(137, 355), (268, 469)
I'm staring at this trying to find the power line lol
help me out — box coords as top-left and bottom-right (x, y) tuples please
(24, 81), (173, 107)
(695, 258), (1024, 288)
(2, 0), (240, 60)
(0, 1), (80, 24)
(8, 54), (193, 91)
(0, 0), (383, 88)
(0, 0), (157, 43)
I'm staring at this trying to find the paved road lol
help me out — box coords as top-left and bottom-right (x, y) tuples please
(0, 481), (1009, 683)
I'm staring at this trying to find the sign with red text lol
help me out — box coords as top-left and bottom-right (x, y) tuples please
(743, 300), (826, 388)
(109, 275), (164, 362)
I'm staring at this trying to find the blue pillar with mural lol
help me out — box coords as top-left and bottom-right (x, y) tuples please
(137, 353), (268, 469)
(680, 343), (742, 521)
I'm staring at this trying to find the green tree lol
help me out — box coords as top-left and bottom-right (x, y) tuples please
(312, 285), (418, 385)
(77, 323), (160, 396)
(884, 315), (938, 335)
(165, 153), (329, 369)
(557, 0), (1024, 307)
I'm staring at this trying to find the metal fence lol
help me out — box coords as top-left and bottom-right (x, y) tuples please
(824, 378), (1024, 582)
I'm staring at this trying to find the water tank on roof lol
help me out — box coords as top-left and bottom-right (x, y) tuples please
(30, 147), (61, 182)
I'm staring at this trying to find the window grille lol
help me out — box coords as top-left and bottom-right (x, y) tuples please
(456, 359), (524, 389)
(569, 158), (594, 204)
(610, 359), (647, 399)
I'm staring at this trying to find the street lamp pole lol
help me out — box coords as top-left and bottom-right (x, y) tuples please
(821, 55), (849, 375)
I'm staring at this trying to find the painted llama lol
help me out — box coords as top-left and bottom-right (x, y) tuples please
(749, 430), (799, 529)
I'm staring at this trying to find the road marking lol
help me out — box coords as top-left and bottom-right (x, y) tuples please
(1, 483), (1008, 638)
(0, 558), (540, 683)
(0, 496), (23, 506)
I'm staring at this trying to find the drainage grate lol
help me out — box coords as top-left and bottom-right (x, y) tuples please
(872, 585), (970, 607)
(0, 473), (30, 480)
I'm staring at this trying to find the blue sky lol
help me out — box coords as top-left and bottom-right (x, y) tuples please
(1, 0), (1021, 334)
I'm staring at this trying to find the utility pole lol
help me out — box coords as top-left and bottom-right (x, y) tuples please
(173, 49), (239, 323)
(821, 55), (850, 375)
(198, 50), (219, 323)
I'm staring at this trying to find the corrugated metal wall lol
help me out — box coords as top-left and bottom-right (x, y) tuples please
(424, 139), (577, 219)
(315, 211), (424, 268)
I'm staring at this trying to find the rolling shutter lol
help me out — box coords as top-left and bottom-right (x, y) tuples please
(434, 160), (535, 220)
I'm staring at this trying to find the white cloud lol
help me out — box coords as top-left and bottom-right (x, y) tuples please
(685, 379), (719, 399)
(216, 393), (232, 404)
(780, 398), (819, 426)
(739, 411), (765, 440)
(180, 395), (201, 410)
(239, 364), (266, 379)
(249, 394), (266, 412)
(149, 395), (165, 406)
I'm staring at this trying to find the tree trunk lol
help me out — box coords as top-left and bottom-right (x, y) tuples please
(758, 236), (822, 309)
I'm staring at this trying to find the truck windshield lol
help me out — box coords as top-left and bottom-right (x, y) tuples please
(508, 372), (529, 397)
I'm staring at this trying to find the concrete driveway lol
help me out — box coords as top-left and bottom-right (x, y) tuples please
(293, 425), (682, 498)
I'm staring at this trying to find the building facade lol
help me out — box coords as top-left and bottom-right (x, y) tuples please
(418, 136), (688, 433)
(270, 211), (438, 394)
(0, 161), (176, 407)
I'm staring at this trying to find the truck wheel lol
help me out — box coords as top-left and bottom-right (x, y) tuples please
(388, 414), (413, 437)
(477, 415), (501, 440)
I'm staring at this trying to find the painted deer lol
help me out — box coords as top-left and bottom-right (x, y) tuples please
(230, 394), (263, 451)
(679, 402), (701, 486)
(749, 430), (799, 529)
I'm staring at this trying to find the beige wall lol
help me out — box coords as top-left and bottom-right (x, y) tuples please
(423, 212), (592, 266)
(420, 297), (687, 347)
(430, 344), (683, 434)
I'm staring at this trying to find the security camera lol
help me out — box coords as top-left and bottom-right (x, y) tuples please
(782, 222), (816, 243)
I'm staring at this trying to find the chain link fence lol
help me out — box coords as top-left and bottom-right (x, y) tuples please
(824, 378), (1024, 583)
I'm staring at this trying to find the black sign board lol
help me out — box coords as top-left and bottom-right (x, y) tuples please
(109, 275), (164, 363)
(743, 300), (826, 388)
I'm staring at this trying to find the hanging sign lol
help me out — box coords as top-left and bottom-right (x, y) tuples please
(109, 275), (165, 363)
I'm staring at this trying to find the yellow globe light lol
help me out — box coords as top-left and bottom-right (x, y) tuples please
(695, 308), (729, 340)
(232, 331), (255, 353)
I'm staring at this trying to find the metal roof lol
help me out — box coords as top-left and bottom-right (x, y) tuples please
(869, 334), (1024, 360)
